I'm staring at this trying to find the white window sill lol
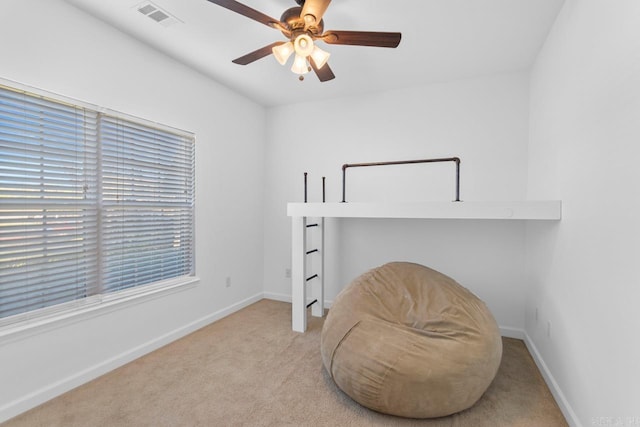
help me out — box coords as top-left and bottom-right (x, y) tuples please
(0, 276), (200, 344)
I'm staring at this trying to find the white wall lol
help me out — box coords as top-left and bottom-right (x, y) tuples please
(0, 0), (266, 421)
(526, 0), (640, 425)
(263, 72), (531, 332)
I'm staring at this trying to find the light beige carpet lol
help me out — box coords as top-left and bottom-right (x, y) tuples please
(3, 299), (567, 427)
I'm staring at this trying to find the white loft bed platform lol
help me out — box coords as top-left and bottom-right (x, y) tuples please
(287, 200), (561, 333)
(287, 201), (562, 220)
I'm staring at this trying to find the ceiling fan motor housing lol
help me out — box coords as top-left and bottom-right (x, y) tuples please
(280, 6), (324, 37)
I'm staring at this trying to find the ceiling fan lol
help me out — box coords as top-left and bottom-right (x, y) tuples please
(205, 0), (402, 82)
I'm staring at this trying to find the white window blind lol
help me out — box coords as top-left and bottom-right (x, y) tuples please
(99, 115), (195, 293)
(0, 84), (195, 321)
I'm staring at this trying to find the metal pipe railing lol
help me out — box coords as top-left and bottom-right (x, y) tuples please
(341, 157), (461, 203)
(303, 173), (327, 203)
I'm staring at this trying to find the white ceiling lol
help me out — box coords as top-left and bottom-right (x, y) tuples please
(63, 0), (565, 107)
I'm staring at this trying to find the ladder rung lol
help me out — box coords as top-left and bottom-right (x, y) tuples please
(306, 249), (318, 255)
(306, 299), (318, 308)
(306, 274), (318, 282)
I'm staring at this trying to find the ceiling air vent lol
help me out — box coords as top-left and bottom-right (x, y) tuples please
(136, 1), (181, 27)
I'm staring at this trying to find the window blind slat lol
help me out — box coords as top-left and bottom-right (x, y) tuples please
(0, 142), (96, 159)
(101, 134), (191, 158)
(0, 256), (99, 281)
(1, 270), (99, 296)
(101, 155), (192, 175)
(0, 225), (99, 240)
(101, 119), (190, 145)
(101, 139), (191, 161)
(1, 284), (97, 319)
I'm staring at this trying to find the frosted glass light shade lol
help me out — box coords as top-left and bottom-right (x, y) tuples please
(291, 54), (309, 75)
(293, 34), (314, 57)
(310, 45), (330, 69)
(272, 42), (294, 65)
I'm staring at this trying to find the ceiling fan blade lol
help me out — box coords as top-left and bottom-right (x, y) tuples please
(206, 0), (287, 31)
(301, 0), (331, 26)
(309, 57), (335, 82)
(232, 42), (285, 65)
(321, 30), (401, 48)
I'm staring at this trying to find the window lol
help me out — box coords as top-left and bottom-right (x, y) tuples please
(0, 83), (195, 322)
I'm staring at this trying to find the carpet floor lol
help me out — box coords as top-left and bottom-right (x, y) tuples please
(4, 299), (568, 426)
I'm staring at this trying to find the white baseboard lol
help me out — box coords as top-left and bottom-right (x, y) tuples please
(262, 291), (291, 303)
(0, 292), (263, 424)
(523, 332), (582, 427)
(499, 327), (581, 425)
(499, 326), (525, 339)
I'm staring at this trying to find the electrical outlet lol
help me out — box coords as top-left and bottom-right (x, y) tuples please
(225, 276), (231, 288)
(285, 268), (291, 278)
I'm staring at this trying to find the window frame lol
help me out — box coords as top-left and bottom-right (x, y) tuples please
(0, 79), (198, 332)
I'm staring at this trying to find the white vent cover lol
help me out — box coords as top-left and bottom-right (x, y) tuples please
(135, 1), (181, 27)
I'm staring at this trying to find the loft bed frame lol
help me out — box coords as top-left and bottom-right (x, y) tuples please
(287, 157), (561, 332)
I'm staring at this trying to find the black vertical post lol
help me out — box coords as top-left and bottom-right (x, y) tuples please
(304, 172), (308, 203)
(341, 166), (346, 203)
(322, 177), (326, 203)
(455, 159), (461, 202)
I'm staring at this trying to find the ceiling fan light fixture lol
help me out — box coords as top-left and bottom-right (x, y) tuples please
(272, 41), (294, 65)
(291, 54), (310, 75)
(310, 45), (330, 69)
(208, 0), (401, 83)
(293, 34), (314, 57)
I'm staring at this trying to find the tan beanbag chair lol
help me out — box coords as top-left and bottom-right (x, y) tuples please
(321, 262), (502, 418)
